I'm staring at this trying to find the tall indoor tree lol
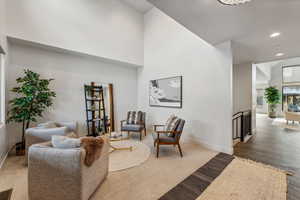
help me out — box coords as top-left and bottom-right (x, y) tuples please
(7, 69), (56, 154)
(264, 86), (280, 118)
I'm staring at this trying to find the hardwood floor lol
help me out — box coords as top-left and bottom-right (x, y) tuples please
(234, 114), (300, 200)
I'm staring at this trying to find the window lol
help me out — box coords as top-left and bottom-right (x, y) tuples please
(283, 86), (300, 112)
(283, 65), (300, 84)
(282, 65), (300, 112)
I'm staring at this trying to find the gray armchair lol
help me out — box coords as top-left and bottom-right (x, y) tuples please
(121, 111), (146, 140)
(25, 121), (78, 165)
(152, 118), (185, 158)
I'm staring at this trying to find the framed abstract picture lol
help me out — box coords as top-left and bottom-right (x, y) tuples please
(149, 76), (182, 108)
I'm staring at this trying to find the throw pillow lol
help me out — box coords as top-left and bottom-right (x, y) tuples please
(165, 115), (180, 137)
(38, 121), (57, 129)
(135, 111), (143, 124)
(127, 111), (136, 124)
(67, 132), (79, 138)
(51, 135), (81, 149)
(165, 114), (177, 131)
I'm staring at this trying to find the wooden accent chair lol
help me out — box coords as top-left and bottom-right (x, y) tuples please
(121, 111), (146, 140)
(153, 118), (185, 158)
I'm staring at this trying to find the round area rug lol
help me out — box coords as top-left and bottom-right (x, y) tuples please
(109, 140), (150, 172)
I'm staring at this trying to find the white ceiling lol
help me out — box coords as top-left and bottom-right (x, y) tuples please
(121, 0), (153, 13)
(148, 0), (300, 65)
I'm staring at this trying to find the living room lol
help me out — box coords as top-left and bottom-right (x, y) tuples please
(0, 0), (298, 200)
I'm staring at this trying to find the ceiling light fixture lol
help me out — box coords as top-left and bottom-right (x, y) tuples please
(276, 53), (284, 57)
(218, 0), (252, 6)
(270, 32), (281, 38)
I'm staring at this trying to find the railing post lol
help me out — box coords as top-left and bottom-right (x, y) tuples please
(240, 113), (244, 142)
(249, 111), (252, 135)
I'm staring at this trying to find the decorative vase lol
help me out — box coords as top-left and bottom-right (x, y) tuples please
(268, 104), (277, 118)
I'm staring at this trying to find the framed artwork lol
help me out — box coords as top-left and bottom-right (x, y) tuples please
(149, 76), (182, 108)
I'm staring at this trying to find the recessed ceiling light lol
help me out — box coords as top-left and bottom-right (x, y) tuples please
(218, 0), (252, 6)
(276, 53), (284, 57)
(270, 32), (281, 38)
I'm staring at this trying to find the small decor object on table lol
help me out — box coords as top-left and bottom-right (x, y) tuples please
(84, 82), (108, 136)
(149, 76), (182, 108)
(7, 69), (56, 156)
(110, 131), (123, 140)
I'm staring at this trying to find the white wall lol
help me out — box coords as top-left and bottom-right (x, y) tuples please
(232, 63), (256, 132)
(138, 8), (233, 154)
(6, 0), (144, 66)
(233, 63), (252, 114)
(7, 42), (138, 148)
(0, 0), (9, 167)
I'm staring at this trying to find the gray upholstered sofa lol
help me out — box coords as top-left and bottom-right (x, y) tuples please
(25, 121), (78, 165)
(28, 135), (109, 200)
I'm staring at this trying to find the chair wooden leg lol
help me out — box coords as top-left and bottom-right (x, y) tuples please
(144, 128), (147, 136)
(140, 131), (142, 141)
(177, 143), (183, 157)
(156, 143), (159, 158)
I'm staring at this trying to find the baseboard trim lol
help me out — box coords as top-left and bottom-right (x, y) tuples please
(197, 140), (233, 155)
(0, 151), (8, 169)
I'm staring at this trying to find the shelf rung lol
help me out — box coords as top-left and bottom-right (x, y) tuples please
(86, 98), (103, 101)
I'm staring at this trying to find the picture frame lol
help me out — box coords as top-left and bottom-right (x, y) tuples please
(149, 76), (182, 108)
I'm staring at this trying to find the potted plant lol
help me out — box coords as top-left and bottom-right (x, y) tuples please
(7, 70), (56, 155)
(264, 86), (280, 118)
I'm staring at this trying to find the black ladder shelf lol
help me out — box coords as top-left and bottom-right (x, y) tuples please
(84, 82), (107, 136)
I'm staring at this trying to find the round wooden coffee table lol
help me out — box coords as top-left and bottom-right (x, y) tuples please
(109, 132), (133, 153)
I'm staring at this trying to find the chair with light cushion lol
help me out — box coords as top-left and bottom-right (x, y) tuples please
(121, 111), (146, 140)
(153, 117), (185, 158)
(25, 121), (78, 165)
(285, 111), (300, 124)
(28, 135), (109, 200)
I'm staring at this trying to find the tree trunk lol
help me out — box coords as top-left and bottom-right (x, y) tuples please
(22, 119), (26, 148)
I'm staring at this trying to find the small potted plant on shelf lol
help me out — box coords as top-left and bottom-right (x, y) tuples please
(264, 86), (280, 118)
(6, 69), (56, 155)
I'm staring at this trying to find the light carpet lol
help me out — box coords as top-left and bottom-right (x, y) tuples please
(109, 140), (150, 172)
(272, 118), (300, 131)
(197, 157), (288, 200)
(0, 135), (217, 200)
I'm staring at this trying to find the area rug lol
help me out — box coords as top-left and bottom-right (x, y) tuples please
(272, 118), (300, 131)
(109, 140), (150, 172)
(196, 157), (288, 200)
(159, 153), (288, 200)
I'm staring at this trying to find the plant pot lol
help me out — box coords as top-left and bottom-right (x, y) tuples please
(16, 142), (25, 156)
(268, 104), (277, 118)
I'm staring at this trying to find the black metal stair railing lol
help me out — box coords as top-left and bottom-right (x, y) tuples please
(232, 110), (252, 142)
